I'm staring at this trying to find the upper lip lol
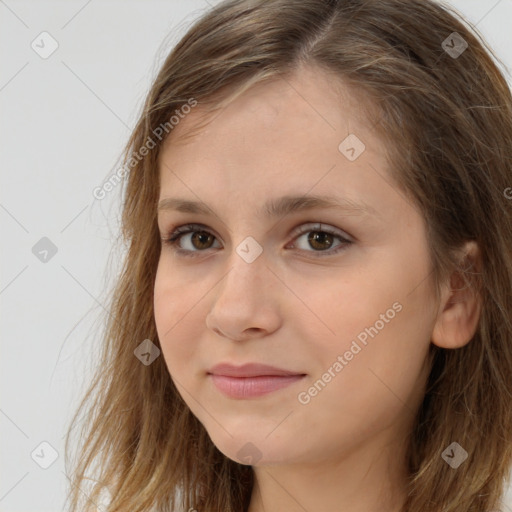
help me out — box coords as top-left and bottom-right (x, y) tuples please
(208, 363), (305, 378)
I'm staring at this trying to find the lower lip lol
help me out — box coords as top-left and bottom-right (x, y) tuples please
(209, 374), (306, 399)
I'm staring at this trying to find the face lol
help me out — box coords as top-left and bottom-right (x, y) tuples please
(154, 64), (438, 468)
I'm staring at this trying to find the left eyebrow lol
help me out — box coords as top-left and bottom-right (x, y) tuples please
(157, 194), (379, 219)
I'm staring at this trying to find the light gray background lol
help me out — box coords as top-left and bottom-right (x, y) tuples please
(1, 1), (511, 511)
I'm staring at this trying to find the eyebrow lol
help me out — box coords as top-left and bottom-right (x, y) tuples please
(157, 194), (379, 219)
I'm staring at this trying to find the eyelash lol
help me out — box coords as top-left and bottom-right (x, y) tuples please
(161, 222), (353, 259)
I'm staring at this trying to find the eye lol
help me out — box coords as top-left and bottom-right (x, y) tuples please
(162, 223), (221, 256)
(288, 223), (352, 256)
(161, 222), (353, 258)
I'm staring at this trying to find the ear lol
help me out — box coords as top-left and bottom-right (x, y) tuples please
(431, 241), (482, 349)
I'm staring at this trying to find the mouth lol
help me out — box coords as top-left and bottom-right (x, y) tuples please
(208, 374), (306, 399)
(207, 362), (307, 399)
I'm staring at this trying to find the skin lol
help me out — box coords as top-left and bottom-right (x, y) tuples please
(154, 64), (481, 512)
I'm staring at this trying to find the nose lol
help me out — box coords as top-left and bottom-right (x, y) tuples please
(205, 247), (282, 342)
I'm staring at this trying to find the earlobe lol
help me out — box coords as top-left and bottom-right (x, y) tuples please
(431, 241), (482, 349)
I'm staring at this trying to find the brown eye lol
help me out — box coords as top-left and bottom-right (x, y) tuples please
(290, 223), (352, 257)
(307, 231), (335, 251)
(162, 223), (222, 256)
(189, 231), (215, 250)
(162, 222), (353, 259)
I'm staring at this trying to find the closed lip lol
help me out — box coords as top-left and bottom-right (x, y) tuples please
(207, 362), (306, 378)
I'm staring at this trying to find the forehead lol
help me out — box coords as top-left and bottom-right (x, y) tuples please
(156, 65), (404, 222)
(162, 64), (378, 154)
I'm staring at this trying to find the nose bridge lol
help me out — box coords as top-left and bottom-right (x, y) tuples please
(233, 233), (265, 267)
(222, 235), (267, 295)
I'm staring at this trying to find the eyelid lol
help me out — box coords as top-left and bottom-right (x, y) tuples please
(162, 221), (353, 242)
(161, 221), (354, 258)
(164, 222), (221, 243)
(288, 222), (353, 244)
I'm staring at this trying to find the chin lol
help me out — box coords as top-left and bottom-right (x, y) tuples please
(206, 428), (297, 467)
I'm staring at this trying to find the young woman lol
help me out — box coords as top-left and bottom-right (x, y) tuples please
(65, 1), (512, 511)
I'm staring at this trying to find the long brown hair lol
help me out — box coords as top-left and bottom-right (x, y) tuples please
(64, 1), (512, 511)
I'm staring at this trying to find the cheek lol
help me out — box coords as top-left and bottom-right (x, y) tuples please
(291, 269), (399, 353)
(346, 296), (432, 400)
(296, 288), (432, 441)
(153, 261), (203, 371)
(296, 252), (434, 385)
